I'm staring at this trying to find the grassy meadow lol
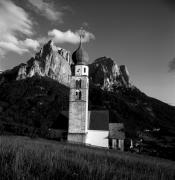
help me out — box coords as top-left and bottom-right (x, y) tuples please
(0, 136), (175, 180)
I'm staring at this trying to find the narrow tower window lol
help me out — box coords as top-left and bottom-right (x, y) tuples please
(75, 90), (81, 100)
(79, 91), (82, 100)
(84, 68), (86, 73)
(76, 80), (81, 89)
(79, 80), (81, 88)
(76, 80), (78, 89)
(75, 90), (79, 100)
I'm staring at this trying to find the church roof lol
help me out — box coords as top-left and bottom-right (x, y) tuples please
(55, 110), (110, 131)
(88, 111), (109, 131)
(72, 38), (89, 65)
(109, 123), (125, 139)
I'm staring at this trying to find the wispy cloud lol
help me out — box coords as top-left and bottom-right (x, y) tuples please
(19, 39), (40, 51)
(48, 29), (95, 44)
(0, 0), (94, 57)
(168, 58), (175, 72)
(28, 0), (63, 22)
(0, 0), (40, 56)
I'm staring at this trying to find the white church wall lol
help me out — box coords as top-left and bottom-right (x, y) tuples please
(86, 130), (109, 148)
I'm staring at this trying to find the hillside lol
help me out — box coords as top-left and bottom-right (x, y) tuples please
(1, 136), (175, 180)
(0, 76), (69, 131)
(0, 40), (175, 160)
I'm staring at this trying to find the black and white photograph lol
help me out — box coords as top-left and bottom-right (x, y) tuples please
(0, 0), (175, 179)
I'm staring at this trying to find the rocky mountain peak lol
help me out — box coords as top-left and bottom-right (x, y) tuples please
(14, 40), (72, 86)
(35, 40), (71, 64)
(89, 57), (130, 90)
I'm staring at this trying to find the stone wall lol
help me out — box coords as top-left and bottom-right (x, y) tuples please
(69, 101), (88, 133)
(68, 133), (87, 143)
(68, 74), (89, 143)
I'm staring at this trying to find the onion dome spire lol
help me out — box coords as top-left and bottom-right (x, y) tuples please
(72, 28), (89, 65)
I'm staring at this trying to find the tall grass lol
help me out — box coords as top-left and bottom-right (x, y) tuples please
(0, 136), (175, 180)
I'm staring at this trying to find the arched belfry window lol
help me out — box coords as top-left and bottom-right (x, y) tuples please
(76, 79), (81, 89)
(75, 90), (82, 100)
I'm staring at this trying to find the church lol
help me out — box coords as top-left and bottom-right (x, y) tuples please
(50, 37), (126, 151)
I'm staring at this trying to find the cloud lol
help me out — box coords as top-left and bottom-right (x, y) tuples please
(168, 58), (175, 72)
(0, 0), (93, 57)
(48, 29), (95, 44)
(0, 42), (28, 55)
(0, 0), (40, 56)
(19, 39), (39, 50)
(28, 0), (63, 22)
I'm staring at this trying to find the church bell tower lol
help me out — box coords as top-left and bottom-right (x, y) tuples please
(68, 32), (89, 143)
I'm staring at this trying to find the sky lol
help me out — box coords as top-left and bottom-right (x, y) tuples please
(0, 0), (175, 105)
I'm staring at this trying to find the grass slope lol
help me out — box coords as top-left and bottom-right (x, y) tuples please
(0, 136), (175, 180)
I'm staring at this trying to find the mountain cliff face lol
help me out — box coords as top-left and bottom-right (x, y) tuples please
(89, 57), (130, 90)
(0, 40), (72, 86)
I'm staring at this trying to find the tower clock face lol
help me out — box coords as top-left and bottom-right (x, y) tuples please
(76, 68), (81, 75)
